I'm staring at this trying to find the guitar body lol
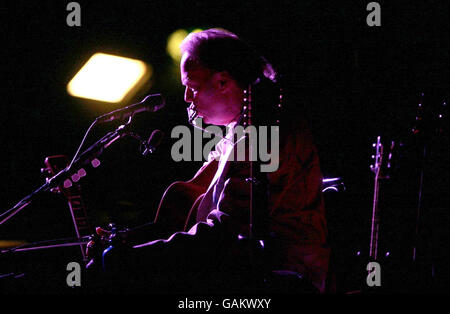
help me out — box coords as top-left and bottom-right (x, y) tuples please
(154, 160), (219, 236)
(42, 155), (91, 262)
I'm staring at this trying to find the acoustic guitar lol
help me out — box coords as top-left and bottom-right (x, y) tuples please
(153, 159), (219, 237)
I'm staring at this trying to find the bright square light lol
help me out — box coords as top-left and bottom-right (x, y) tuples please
(67, 53), (149, 103)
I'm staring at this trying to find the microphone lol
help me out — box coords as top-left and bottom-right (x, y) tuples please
(96, 94), (165, 124)
(142, 129), (164, 156)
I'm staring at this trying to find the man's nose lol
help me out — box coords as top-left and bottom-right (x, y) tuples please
(184, 87), (194, 103)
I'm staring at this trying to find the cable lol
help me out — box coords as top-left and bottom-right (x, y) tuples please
(0, 182), (48, 224)
(67, 119), (98, 171)
(0, 201), (30, 225)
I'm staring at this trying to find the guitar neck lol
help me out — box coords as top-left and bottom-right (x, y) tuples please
(66, 193), (91, 261)
(43, 155), (92, 262)
(369, 175), (381, 260)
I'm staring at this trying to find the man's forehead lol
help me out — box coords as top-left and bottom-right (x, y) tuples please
(181, 54), (199, 71)
(180, 53), (211, 84)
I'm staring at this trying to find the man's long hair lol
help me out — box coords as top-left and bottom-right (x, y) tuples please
(180, 28), (278, 89)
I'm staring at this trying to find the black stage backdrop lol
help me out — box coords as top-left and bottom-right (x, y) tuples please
(0, 0), (449, 295)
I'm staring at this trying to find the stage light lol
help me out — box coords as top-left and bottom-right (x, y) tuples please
(166, 28), (203, 62)
(0, 240), (28, 248)
(167, 29), (189, 62)
(67, 53), (151, 103)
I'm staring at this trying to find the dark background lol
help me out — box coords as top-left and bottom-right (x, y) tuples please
(0, 0), (449, 293)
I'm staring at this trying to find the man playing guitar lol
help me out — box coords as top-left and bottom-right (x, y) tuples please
(87, 28), (330, 294)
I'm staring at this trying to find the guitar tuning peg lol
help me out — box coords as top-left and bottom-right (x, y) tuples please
(371, 155), (375, 159)
(91, 158), (101, 168)
(40, 167), (50, 174)
(71, 173), (81, 183)
(372, 143), (376, 147)
(70, 167), (87, 183)
(63, 179), (73, 189)
(78, 168), (87, 178)
(50, 187), (61, 194)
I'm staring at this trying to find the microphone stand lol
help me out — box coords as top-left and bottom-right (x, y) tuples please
(0, 110), (161, 286)
(1, 116), (140, 226)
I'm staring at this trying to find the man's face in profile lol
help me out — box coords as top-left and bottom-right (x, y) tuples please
(180, 52), (242, 126)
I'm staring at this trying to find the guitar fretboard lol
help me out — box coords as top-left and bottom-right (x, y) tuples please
(67, 194), (91, 261)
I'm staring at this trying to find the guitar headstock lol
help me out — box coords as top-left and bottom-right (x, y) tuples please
(412, 92), (448, 137)
(411, 93), (425, 136)
(242, 78), (283, 129)
(435, 98), (447, 137)
(370, 136), (382, 177)
(41, 155), (84, 197)
(370, 136), (395, 180)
